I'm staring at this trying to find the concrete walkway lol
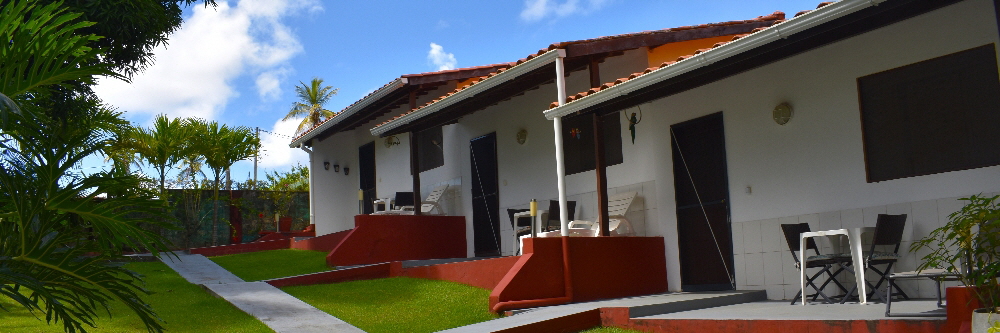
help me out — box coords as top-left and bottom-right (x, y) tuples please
(161, 252), (364, 333)
(441, 291), (766, 332)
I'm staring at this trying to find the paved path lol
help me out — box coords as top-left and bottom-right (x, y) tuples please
(161, 252), (364, 333)
(441, 291), (765, 332)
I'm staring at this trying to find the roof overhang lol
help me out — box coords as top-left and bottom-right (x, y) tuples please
(290, 78), (408, 147)
(544, 0), (962, 119)
(371, 49), (566, 137)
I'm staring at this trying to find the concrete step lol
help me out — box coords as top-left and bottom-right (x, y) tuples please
(442, 290), (766, 332)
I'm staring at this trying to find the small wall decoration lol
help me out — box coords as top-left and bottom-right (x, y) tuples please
(384, 135), (400, 148)
(516, 129), (528, 145)
(569, 128), (582, 140)
(772, 102), (793, 125)
(627, 108), (643, 144)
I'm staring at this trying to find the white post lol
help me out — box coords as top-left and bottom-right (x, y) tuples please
(554, 54), (569, 237)
(299, 145), (316, 227)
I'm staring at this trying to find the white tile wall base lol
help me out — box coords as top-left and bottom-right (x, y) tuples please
(734, 193), (996, 300)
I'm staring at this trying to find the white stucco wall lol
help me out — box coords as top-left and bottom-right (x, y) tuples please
(628, 0), (1000, 292)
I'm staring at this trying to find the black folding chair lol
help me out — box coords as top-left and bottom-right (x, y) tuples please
(782, 223), (850, 304)
(840, 214), (909, 303)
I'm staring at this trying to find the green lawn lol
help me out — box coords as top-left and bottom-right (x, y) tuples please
(579, 327), (646, 333)
(0, 262), (271, 333)
(282, 277), (498, 332)
(209, 249), (331, 281)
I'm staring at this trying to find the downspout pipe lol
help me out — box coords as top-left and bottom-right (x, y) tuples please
(299, 145), (316, 227)
(491, 51), (575, 313)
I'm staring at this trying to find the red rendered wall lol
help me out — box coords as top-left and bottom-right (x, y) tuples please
(291, 229), (352, 252)
(490, 236), (667, 312)
(326, 215), (466, 267)
(188, 238), (292, 256)
(400, 256), (521, 290)
(255, 233), (292, 243)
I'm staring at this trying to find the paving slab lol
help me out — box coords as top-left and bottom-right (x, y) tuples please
(158, 251), (365, 332)
(159, 252), (244, 285)
(640, 299), (947, 320)
(441, 291), (764, 332)
(204, 282), (365, 333)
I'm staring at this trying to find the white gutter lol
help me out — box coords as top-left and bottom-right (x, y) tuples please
(299, 145), (315, 227)
(371, 49), (568, 137)
(553, 55), (569, 237)
(290, 77), (408, 147)
(543, 0), (887, 119)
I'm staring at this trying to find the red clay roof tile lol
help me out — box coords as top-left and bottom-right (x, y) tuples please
(546, 2), (838, 110)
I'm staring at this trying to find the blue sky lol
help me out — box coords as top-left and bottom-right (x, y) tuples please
(91, 0), (819, 184)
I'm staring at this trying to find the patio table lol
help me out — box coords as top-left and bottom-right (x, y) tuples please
(800, 227), (875, 305)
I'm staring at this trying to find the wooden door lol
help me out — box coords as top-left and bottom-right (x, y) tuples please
(359, 141), (376, 214)
(470, 133), (501, 257)
(671, 112), (734, 291)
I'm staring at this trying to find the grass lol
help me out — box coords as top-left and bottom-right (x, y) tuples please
(0, 261), (272, 333)
(578, 327), (646, 333)
(282, 277), (498, 332)
(208, 249), (331, 281)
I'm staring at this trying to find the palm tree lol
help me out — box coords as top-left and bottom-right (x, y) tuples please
(0, 2), (172, 332)
(284, 77), (338, 134)
(199, 121), (260, 245)
(133, 114), (190, 195)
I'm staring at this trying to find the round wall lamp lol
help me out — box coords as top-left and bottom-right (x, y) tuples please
(384, 135), (400, 148)
(772, 102), (793, 125)
(323, 161), (330, 170)
(516, 129), (528, 145)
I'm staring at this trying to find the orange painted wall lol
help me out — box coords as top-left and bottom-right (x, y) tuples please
(325, 215), (466, 266)
(646, 35), (741, 67)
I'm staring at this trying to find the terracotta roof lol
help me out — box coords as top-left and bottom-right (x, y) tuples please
(370, 13), (786, 133)
(546, 2), (839, 110)
(290, 63), (512, 143)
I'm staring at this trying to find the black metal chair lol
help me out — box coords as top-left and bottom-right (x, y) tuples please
(781, 223), (851, 304)
(840, 213), (909, 303)
(392, 191), (415, 210)
(543, 200), (576, 231)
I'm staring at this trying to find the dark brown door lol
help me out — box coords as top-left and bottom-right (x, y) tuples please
(470, 133), (500, 257)
(359, 141), (376, 214)
(671, 112), (734, 291)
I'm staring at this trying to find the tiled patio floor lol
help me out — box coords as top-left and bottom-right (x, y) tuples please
(640, 299), (946, 320)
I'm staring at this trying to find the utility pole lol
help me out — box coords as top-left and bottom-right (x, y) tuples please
(253, 126), (259, 188)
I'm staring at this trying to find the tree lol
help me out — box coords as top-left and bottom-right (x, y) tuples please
(284, 78), (338, 134)
(199, 121), (260, 245)
(0, 2), (175, 332)
(133, 114), (190, 195)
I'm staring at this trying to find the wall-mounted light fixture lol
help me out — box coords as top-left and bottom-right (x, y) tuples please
(323, 161), (330, 170)
(773, 102), (793, 125)
(384, 135), (400, 148)
(343, 167), (350, 175)
(516, 129), (528, 145)
(333, 164), (340, 172)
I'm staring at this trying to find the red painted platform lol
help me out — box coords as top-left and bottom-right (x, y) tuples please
(490, 236), (667, 312)
(265, 256), (519, 290)
(326, 214), (466, 267)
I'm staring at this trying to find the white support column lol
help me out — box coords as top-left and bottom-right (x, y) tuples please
(299, 145), (316, 227)
(553, 53), (569, 237)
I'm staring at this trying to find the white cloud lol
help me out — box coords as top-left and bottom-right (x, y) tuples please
(93, 0), (320, 120)
(259, 118), (308, 168)
(519, 0), (609, 22)
(427, 43), (457, 71)
(256, 68), (291, 100)
(435, 20), (450, 30)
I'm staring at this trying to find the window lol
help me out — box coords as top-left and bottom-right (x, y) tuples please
(417, 126), (444, 172)
(562, 111), (624, 175)
(858, 44), (1000, 182)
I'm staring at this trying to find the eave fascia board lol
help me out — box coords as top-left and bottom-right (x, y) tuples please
(371, 49), (567, 137)
(290, 77), (408, 147)
(543, 0), (887, 119)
